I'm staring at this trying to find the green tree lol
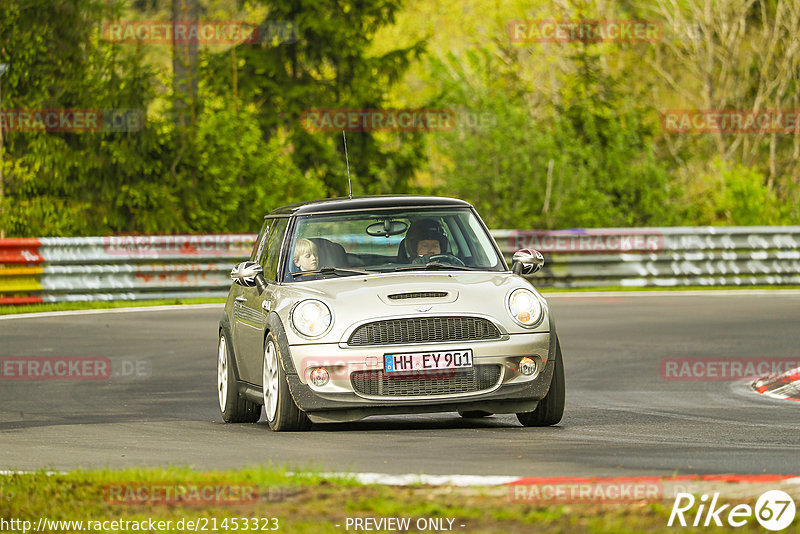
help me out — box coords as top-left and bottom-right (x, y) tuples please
(187, 96), (326, 232)
(678, 158), (784, 226)
(202, 0), (428, 197)
(0, 0), (327, 236)
(428, 42), (675, 229)
(0, 0), (171, 236)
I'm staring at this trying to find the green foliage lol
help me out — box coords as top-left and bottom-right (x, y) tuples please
(1, 0), (797, 237)
(191, 99), (326, 231)
(201, 0), (428, 198)
(1, 0), (171, 236)
(551, 48), (674, 227)
(677, 158), (784, 226)
(428, 45), (675, 229)
(0, 0), (425, 236)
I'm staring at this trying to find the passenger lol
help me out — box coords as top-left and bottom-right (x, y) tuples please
(293, 239), (319, 271)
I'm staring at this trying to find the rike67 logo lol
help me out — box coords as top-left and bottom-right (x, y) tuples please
(669, 490), (796, 531)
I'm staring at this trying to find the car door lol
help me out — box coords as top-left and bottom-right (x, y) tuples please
(232, 217), (288, 384)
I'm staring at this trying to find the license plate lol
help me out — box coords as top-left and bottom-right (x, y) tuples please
(384, 349), (473, 373)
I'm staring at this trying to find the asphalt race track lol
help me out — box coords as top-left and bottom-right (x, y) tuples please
(1, 292), (799, 477)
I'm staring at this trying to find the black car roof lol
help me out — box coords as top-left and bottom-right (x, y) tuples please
(266, 195), (473, 217)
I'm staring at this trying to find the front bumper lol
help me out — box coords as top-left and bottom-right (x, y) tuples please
(284, 332), (554, 422)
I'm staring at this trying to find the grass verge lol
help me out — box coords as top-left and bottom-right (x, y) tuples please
(0, 468), (795, 533)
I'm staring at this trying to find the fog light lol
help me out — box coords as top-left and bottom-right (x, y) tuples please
(519, 357), (537, 376)
(310, 367), (329, 386)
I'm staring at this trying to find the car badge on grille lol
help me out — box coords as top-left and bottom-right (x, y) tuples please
(415, 305), (432, 312)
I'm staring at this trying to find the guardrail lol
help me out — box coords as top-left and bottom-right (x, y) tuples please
(1, 227), (799, 304)
(0, 235), (253, 305)
(495, 226), (800, 288)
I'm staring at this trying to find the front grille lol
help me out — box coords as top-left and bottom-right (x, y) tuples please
(388, 291), (448, 300)
(351, 365), (501, 397)
(347, 316), (501, 346)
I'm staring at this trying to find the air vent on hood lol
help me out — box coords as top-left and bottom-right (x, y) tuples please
(387, 291), (448, 300)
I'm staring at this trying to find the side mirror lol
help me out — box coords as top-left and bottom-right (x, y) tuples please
(231, 261), (267, 293)
(511, 249), (544, 275)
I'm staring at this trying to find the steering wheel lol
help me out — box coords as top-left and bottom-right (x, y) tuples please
(412, 253), (466, 266)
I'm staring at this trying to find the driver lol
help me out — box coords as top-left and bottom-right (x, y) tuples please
(416, 236), (441, 256)
(405, 220), (449, 262)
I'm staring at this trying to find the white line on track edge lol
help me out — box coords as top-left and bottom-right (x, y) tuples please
(0, 303), (223, 320)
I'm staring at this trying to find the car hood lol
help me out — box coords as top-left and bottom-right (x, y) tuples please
(275, 271), (550, 344)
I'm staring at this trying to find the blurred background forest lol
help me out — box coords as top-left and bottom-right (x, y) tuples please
(0, 0), (798, 236)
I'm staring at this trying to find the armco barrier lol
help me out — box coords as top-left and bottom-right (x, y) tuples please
(0, 235), (255, 305)
(495, 226), (800, 288)
(1, 227), (799, 304)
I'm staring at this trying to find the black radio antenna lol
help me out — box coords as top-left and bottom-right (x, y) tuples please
(342, 130), (352, 199)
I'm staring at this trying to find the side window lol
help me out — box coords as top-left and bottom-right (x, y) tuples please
(465, 213), (497, 267)
(260, 218), (289, 281)
(442, 219), (462, 257)
(445, 221), (470, 259)
(250, 221), (270, 262)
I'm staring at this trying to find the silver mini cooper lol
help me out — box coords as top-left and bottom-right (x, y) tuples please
(217, 196), (564, 431)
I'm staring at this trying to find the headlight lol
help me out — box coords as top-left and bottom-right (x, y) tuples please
(507, 288), (543, 327)
(291, 299), (333, 338)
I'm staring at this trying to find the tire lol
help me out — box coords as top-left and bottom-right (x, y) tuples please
(516, 336), (565, 427)
(217, 333), (261, 423)
(262, 332), (312, 432)
(458, 411), (493, 418)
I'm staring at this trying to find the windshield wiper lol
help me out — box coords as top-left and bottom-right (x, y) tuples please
(393, 262), (477, 272)
(291, 267), (371, 278)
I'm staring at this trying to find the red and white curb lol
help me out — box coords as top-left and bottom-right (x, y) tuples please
(319, 472), (800, 490)
(327, 473), (800, 502)
(753, 366), (800, 401)
(319, 473), (519, 486)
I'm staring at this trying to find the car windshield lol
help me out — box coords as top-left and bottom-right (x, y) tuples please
(281, 207), (505, 281)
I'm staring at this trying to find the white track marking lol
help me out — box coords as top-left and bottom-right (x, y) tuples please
(0, 303), (222, 321)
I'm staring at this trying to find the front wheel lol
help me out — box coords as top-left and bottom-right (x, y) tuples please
(516, 336), (565, 427)
(262, 333), (311, 432)
(217, 333), (261, 423)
